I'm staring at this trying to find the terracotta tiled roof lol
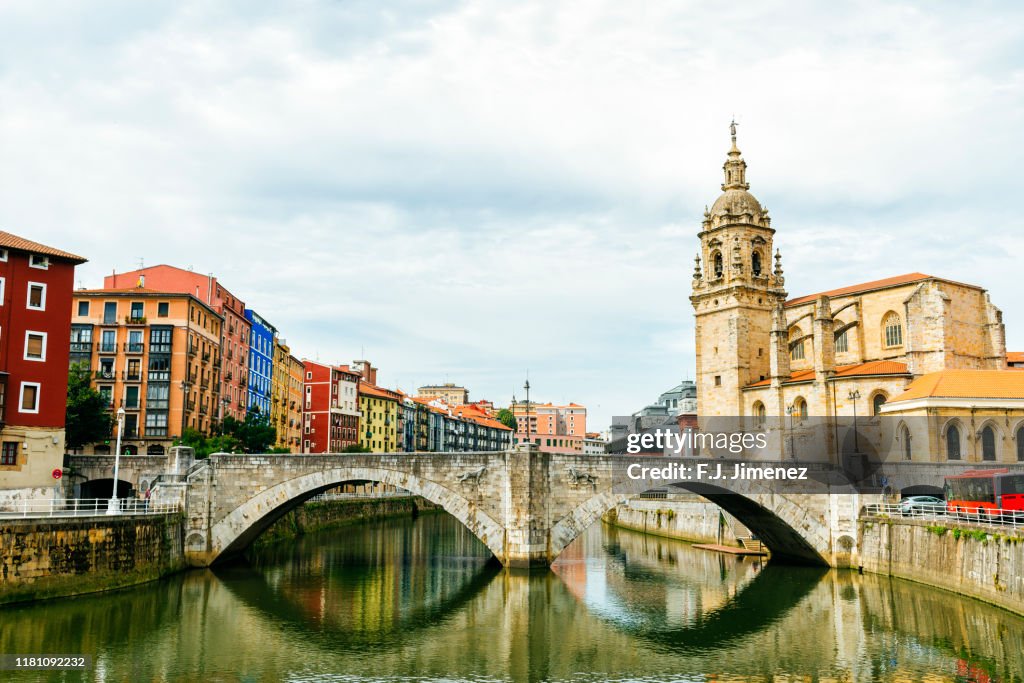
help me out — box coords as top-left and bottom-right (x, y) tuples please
(358, 382), (400, 401)
(1007, 352), (1024, 364)
(0, 231), (87, 263)
(890, 370), (1024, 401)
(786, 273), (935, 307)
(745, 360), (909, 388)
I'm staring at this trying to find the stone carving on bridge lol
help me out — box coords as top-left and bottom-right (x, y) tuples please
(457, 466), (487, 486)
(567, 467), (598, 487)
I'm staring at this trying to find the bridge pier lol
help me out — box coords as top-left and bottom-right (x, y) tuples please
(503, 443), (556, 568)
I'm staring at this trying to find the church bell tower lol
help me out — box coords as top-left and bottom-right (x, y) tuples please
(690, 122), (788, 416)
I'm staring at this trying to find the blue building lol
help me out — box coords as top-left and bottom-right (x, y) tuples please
(244, 309), (277, 417)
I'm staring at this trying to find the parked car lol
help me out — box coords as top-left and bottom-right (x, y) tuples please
(898, 495), (945, 516)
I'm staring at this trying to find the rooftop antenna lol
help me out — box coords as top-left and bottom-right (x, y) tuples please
(137, 257), (145, 269)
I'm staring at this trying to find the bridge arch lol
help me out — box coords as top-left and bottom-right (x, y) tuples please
(550, 481), (842, 566)
(205, 466), (506, 565)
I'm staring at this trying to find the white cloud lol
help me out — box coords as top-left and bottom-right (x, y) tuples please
(1, 0), (1023, 429)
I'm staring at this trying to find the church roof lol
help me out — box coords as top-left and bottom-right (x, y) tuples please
(889, 369), (1024, 401)
(744, 360), (910, 389)
(785, 273), (934, 307)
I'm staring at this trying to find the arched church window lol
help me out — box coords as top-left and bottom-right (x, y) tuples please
(834, 321), (848, 353)
(902, 424), (912, 460)
(792, 397), (808, 421)
(882, 312), (903, 348)
(754, 402), (766, 426)
(982, 425), (996, 461)
(1017, 426), (1024, 461)
(946, 424), (961, 460)
(712, 251), (723, 278)
(752, 251), (762, 277)
(789, 327), (805, 360)
(872, 393), (886, 416)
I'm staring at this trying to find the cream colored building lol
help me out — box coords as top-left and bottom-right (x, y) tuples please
(417, 383), (469, 406)
(691, 124), (1017, 464)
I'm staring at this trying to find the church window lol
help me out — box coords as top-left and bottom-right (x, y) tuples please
(712, 251), (723, 278)
(946, 424), (961, 460)
(792, 397), (808, 421)
(834, 321), (848, 353)
(882, 312), (903, 348)
(789, 327), (805, 360)
(872, 393), (886, 416)
(1017, 426), (1024, 461)
(752, 250), (762, 276)
(981, 426), (996, 461)
(754, 402), (766, 426)
(901, 424), (912, 460)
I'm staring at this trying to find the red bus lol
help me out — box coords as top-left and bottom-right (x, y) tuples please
(943, 469), (1024, 520)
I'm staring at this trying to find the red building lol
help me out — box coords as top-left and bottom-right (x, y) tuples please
(0, 232), (86, 501)
(302, 360), (360, 453)
(104, 265), (251, 422)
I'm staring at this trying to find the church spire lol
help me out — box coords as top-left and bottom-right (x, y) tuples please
(722, 119), (749, 191)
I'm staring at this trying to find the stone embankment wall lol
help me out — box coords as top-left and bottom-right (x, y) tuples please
(859, 516), (1024, 616)
(252, 496), (439, 546)
(604, 497), (741, 545)
(0, 514), (185, 605)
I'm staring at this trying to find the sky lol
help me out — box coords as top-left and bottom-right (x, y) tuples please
(2, 1), (1023, 432)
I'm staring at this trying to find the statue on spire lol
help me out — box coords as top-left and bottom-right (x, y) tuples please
(730, 118), (738, 142)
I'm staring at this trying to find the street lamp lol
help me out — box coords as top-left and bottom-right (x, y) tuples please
(107, 406), (126, 515)
(848, 389), (861, 453)
(523, 379), (531, 444)
(785, 404), (796, 460)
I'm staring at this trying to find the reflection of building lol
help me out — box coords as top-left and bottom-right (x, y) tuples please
(71, 286), (222, 454)
(104, 265), (252, 422)
(510, 401), (586, 454)
(0, 233), (86, 502)
(417, 383), (468, 406)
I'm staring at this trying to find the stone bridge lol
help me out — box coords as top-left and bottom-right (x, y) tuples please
(132, 444), (877, 569)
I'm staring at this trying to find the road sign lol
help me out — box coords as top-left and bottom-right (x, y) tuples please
(52, 468), (63, 480)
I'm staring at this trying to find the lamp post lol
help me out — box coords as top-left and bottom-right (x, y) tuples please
(107, 406), (126, 515)
(848, 389), (861, 453)
(523, 379), (531, 445)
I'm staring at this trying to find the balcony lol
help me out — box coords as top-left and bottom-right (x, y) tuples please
(202, 351), (211, 363)
(186, 400), (196, 412)
(122, 370), (142, 382)
(124, 316), (147, 326)
(187, 346), (197, 358)
(98, 343), (117, 354)
(199, 405), (208, 416)
(124, 342), (145, 354)
(224, 372), (232, 381)
(95, 369), (116, 381)
(70, 342), (92, 353)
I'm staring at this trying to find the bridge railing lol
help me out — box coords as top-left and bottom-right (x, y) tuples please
(862, 502), (1024, 530)
(0, 498), (181, 519)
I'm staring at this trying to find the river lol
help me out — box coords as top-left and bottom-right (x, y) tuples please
(2, 512), (1023, 682)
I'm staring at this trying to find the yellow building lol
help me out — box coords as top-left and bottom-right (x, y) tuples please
(71, 287), (223, 454)
(286, 353), (304, 450)
(358, 382), (400, 453)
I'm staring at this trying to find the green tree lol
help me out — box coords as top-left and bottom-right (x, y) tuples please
(341, 443), (372, 453)
(65, 362), (114, 450)
(496, 408), (517, 431)
(234, 409), (277, 453)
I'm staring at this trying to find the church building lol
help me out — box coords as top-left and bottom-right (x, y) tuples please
(690, 124), (1022, 464)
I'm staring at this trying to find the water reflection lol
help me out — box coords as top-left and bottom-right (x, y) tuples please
(0, 513), (1021, 682)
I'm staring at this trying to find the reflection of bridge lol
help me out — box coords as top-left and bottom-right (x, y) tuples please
(68, 445), (1023, 569)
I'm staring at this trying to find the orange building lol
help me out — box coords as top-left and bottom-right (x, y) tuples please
(70, 287), (223, 454)
(509, 401), (587, 453)
(103, 265), (251, 422)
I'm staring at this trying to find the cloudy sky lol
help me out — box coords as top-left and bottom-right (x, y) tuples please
(3, 1), (1023, 430)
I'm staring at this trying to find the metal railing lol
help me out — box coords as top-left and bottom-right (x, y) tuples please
(863, 502), (1024, 530)
(0, 498), (180, 519)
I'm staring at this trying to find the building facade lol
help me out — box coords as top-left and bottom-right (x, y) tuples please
(71, 287), (223, 454)
(104, 265), (251, 422)
(417, 383), (469, 405)
(0, 232), (86, 503)
(245, 309), (276, 417)
(301, 360), (360, 453)
(510, 401), (587, 454)
(690, 124), (1016, 465)
(358, 382), (400, 453)
(285, 353), (304, 451)
(271, 340), (304, 451)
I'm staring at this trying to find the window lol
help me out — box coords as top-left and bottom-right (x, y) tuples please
(157, 302), (169, 317)
(714, 375), (722, 386)
(834, 321), (848, 353)
(78, 301), (89, 316)
(103, 302), (117, 324)
(126, 358), (141, 381)
(0, 249), (6, 262)
(883, 312), (903, 348)
(789, 326), (805, 360)
(982, 426), (996, 461)
(752, 250), (762, 277)
(130, 301), (144, 320)
(902, 425), (912, 461)
(0, 277), (5, 303)
(19, 383), (40, 413)
(127, 329), (144, 353)
(872, 393), (886, 416)
(754, 402), (766, 426)
(24, 332), (46, 361)
(99, 358), (115, 380)
(27, 283), (46, 310)
(1, 442), (17, 466)
(150, 327), (172, 353)
(99, 385), (113, 407)
(1018, 426), (1024, 462)
(29, 254), (49, 269)
(713, 251), (723, 278)
(145, 412), (168, 436)
(100, 329), (116, 353)
(792, 398), (808, 421)
(125, 386), (140, 409)
(947, 425), (961, 460)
